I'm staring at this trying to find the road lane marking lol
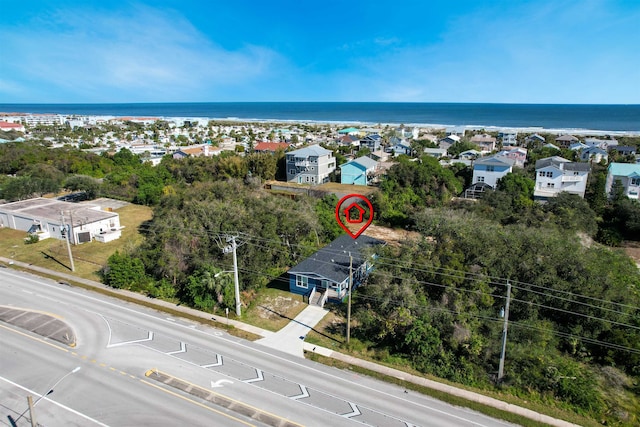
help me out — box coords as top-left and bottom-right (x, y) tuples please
(1, 269), (505, 426)
(0, 375), (110, 426)
(211, 379), (233, 388)
(0, 323), (69, 353)
(243, 368), (264, 383)
(166, 341), (186, 355)
(341, 402), (361, 418)
(140, 379), (256, 427)
(289, 384), (309, 400)
(201, 353), (223, 367)
(144, 369), (303, 427)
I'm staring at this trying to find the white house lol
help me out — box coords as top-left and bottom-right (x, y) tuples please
(285, 144), (336, 184)
(0, 198), (123, 243)
(606, 163), (640, 200)
(471, 155), (516, 189)
(533, 156), (590, 200)
(580, 146), (608, 164)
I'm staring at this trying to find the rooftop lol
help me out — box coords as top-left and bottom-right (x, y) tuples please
(289, 234), (385, 283)
(0, 197), (118, 225)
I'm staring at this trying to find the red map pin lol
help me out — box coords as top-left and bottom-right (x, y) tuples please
(335, 194), (374, 239)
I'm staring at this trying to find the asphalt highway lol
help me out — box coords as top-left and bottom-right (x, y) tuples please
(0, 268), (517, 427)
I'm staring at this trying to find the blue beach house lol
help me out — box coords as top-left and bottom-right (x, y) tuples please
(288, 235), (384, 306)
(340, 156), (378, 185)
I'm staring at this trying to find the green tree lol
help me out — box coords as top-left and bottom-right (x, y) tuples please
(103, 251), (149, 290)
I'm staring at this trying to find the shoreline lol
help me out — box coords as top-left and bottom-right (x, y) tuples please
(2, 106), (639, 136)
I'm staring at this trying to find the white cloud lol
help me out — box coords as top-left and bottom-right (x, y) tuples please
(0, 5), (280, 102)
(331, 0), (640, 103)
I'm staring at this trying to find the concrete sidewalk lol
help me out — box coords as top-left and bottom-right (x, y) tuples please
(0, 257), (580, 427)
(256, 305), (328, 357)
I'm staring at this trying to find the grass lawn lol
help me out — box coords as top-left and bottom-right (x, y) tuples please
(242, 287), (307, 332)
(0, 203), (152, 282)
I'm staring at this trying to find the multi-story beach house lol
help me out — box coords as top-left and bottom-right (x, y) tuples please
(499, 130), (518, 147)
(533, 156), (590, 201)
(606, 163), (640, 200)
(555, 134), (579, 148)
(470, 134), (497, 153)
(285, 144), (336, 184)
(471, 155), (516, 188)
(359, 133), (382, 152)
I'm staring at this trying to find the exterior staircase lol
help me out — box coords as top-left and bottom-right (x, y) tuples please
(309, 290), (324, 307)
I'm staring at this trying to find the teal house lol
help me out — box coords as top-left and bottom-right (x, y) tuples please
(340, 156), (378, 186)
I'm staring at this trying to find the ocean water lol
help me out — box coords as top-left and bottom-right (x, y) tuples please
(1, 102), (639, 132)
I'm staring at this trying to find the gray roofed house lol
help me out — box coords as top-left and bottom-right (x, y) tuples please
(285, 144), (336, 184)
(288, 234), (385, 306)
(534, 156), (590, 200)
(471, 155), (516, 189)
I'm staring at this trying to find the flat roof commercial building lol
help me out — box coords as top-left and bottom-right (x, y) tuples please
(0, 197), (122, 243)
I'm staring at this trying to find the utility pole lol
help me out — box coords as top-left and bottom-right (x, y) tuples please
(346, 253), (353, 344)
(498, 281), (512, 382)
(26, 396), (36, 427)
(60, 211), (75, 272)
(222, 235), (241, 317)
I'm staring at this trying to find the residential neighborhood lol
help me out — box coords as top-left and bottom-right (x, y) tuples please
(2, 111), (640, 427)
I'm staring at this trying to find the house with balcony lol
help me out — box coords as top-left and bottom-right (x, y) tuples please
(499, 131), (518, 147)
(340, 156), (379, 185)
(606, 163), (640, 200)
(288, 234), (385, 305)
(285, 144), (336, 184)
(359, 133), (382, 152)
(534, 156), (590, 201)
(555, 134), (579, 148)
(470, 134), (497, 153)
(471, 155), (516, 189)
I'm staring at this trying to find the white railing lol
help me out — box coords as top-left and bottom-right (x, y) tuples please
(308, 287), (316, 305)
(561, 175), (582, 182)
(320, 291), (329, 308)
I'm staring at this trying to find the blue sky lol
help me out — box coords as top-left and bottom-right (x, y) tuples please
(1, 0), (639, 104)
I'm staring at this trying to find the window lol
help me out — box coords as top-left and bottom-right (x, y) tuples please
(486, 165), (495, 172)
(631, 178), (640, 186)
(477, 176), (485, 182)
(539, 171), (545, 177)
(546, 171), (553, 177)
(289, 169), (295, 175)
(306, 176), (309, 182)
(547, 183), (555, 188)
(574, 171), (580, 176)
(296, 276), (308, 289)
